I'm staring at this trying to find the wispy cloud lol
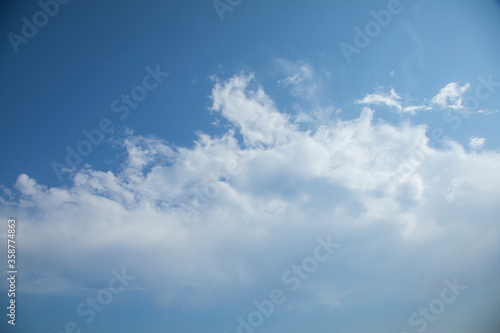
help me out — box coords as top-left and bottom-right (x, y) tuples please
(355, 88), (429, 114)
(356, 78), (498, 116)
(356, 88), (403, 111)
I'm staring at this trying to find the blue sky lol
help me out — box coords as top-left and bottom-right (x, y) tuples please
(1, 0), (500, 332)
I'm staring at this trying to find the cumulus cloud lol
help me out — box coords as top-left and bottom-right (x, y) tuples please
(1, 73), (500, 313)
(210, 73), (298, 147)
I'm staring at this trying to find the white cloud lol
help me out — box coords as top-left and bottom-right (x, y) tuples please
(476, 109), (499, 115)
(355, 80), (498, 116)
(210, 73), (297, 147)
(402, 105), (428, 114)
(1, 73), (500, 312)
(356, 88), (402, 111)
(469, 136), (486, 150)
(430, 82), (470, 110)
